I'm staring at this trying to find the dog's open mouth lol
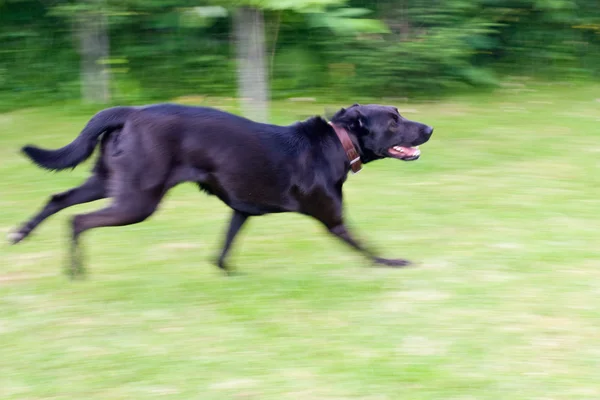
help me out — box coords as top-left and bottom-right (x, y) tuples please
(387, 146), (421, 161)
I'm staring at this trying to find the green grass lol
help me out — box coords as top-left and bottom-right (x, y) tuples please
(1, 81), (600, 399)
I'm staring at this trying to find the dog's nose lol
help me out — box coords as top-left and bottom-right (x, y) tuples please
(424, 126), (434, 137)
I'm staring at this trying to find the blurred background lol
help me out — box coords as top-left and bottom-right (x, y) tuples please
(1, 0), (599, 115)
(2, 1), (600, 399)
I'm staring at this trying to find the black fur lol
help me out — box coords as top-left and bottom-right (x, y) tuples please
(10, 103), (433, 277)
(22, 106), (134, 171)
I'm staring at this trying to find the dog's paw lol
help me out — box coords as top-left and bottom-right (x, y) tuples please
(224, 269), (245, 277)
(65, 260), (86, 280)
(373, 257), (412, 268)
(7, 230), (25, 245)
(214, 259), (241, 277)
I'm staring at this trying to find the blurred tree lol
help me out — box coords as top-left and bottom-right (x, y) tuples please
(224, 0), (386, 120)
(77, 0), (110, 103)
(233, 5), (269, 122)
(49, 0), (112, 103)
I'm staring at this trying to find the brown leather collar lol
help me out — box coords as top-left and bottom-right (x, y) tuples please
(329, 122), (362, 174)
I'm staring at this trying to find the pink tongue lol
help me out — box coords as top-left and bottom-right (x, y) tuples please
(401, 147), (418, 156)
(391, 146), (419, 156)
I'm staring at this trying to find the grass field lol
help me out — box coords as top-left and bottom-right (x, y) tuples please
(1, 81), (600, 399)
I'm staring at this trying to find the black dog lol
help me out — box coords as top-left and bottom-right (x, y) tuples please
(8, 103), (433, 277)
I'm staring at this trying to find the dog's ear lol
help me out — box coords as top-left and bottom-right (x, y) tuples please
(345, 106), (366, 129)
(329, 104), (360, 119)
(329, 106), (348, 121)
(329, 104), (366, 130)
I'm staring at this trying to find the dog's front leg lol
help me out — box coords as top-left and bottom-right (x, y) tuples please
(306, 192), (411, 267)
(327, 224), (411, 268)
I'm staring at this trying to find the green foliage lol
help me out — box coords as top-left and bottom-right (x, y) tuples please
(307, 7), (389, 34)
(224, 0), (347, 12)
(0, 0), (599, 111)
(330, 14), (503, 96)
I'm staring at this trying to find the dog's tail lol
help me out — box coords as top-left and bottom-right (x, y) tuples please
(21, 106), (135, 171)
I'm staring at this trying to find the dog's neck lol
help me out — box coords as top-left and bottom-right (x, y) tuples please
(328, 122), (363, 174)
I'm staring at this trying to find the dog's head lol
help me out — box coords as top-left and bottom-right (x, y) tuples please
(330, 104), (433, 163)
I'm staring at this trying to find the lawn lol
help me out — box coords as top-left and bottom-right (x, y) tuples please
(1, 81), (600, 399)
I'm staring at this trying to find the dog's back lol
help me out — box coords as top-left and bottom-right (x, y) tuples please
(110, 104), (302, 212)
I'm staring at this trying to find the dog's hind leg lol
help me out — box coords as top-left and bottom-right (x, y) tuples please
(8, 175), (106, 245)
(214, 210), (249, 275)
(69, 189), (164, 278)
